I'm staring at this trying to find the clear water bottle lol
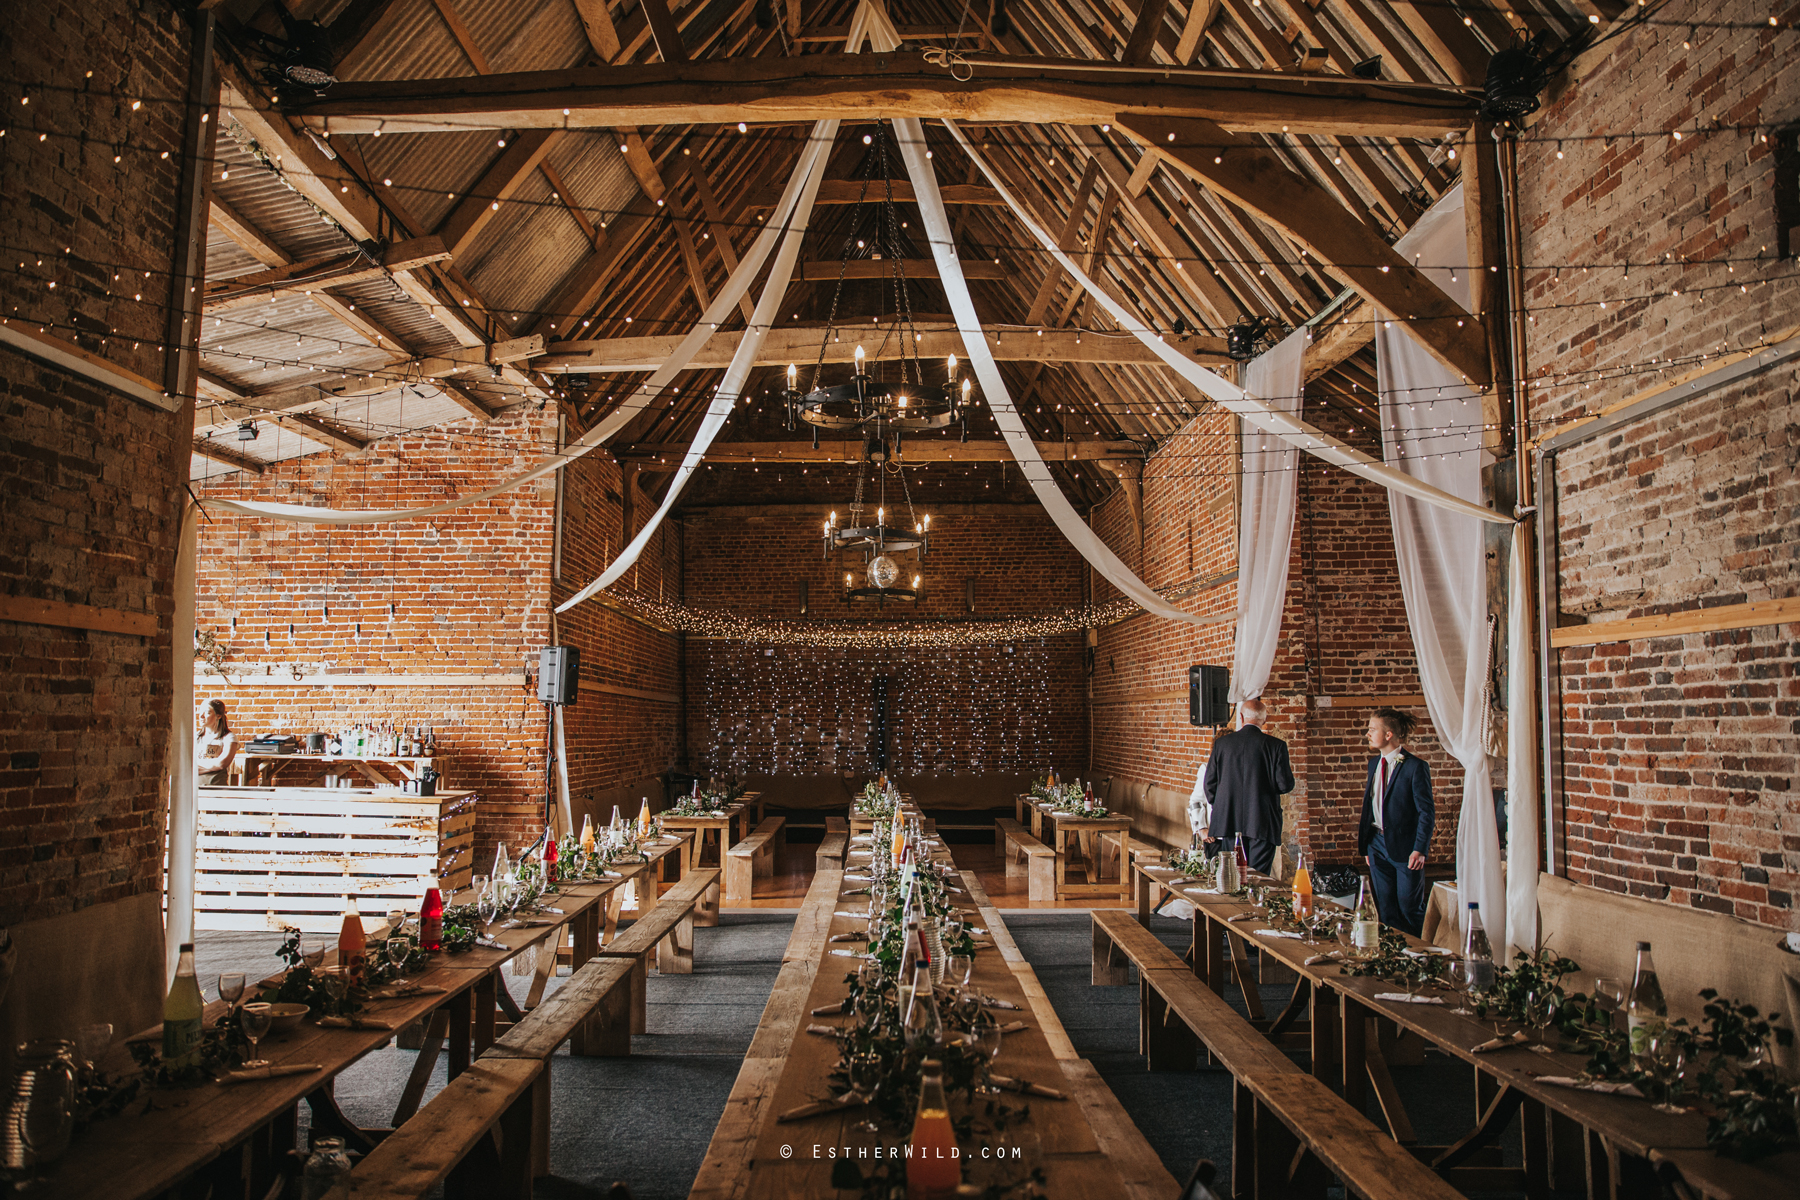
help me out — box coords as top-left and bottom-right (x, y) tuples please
(302, 1136), (353, 1199)
(1462, 902), (1495, 993)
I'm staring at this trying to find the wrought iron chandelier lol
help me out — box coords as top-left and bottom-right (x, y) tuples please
(782, 121), (974, 454)
(780, 122), (967, 606)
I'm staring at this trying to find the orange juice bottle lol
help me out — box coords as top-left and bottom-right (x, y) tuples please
(906, 1058), (961, 1198)
(1292, 851), (1314, 919)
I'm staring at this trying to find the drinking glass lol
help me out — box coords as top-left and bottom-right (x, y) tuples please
(386, 937), (411, 971)
(476, 888), (498, 928)
(385, 908), (408, 937)
(1645, 1032), (1689, 1112)
(239, 1003), (274, 1068)
(76, 1024), (112, 1073)
(1446, 961), (1476, 1015)
(218, 972), (246, 1008)
(975, 1017), (1003, 1088)
(948, 954), (974, 990)
(848, 1052), (884, 1132)
(1593, 977), (1625, 1028)
(319, 967), (348, 1007)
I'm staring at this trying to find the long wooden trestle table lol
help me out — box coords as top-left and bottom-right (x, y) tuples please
(1131, 862), (1800, 1200)
(691, 837), (1178, 1199)
(38, 830), (696, 1200)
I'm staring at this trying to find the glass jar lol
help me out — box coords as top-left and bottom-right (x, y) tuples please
(302, 1136), (354, 1199)
(3, 1039), (78, 1169)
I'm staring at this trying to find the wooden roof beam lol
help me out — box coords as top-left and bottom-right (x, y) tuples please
(200, 238), (451, 312)
(613, 438), (1144, 463)
(292, 56), (1479, 138)
(192, 437), (267, 474)
(1116, 113), (1488, 387)
(435, 130), (564, 256)
(536, 324), (1228, 371)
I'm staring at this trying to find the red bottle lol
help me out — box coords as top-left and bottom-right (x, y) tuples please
(543, 831), (559, 884)
(419, 878), (444, 952)
(1233, 832), (1250, 878)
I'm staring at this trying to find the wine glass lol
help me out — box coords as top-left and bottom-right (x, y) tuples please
(948, 954), (974, 991)
(848, 1052), (884, 1132)
(1645, 1031), (1689, 1112)
(239, 1003), (274, 1068)
(218, 972), (246, 1010)
(1446, 961), (1476, 1015)
(386, 937), (411, 972)
(1593, 977), (1625, 1030)
(974, 1017), (1004, 1091)
(476, 887), (498, 929)
(386, 908), (408, 937)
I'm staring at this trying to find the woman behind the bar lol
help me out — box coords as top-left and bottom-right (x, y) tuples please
(196, 698), (235, 787)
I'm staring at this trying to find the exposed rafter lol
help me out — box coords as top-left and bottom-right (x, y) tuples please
(291, 56), (1478, 137)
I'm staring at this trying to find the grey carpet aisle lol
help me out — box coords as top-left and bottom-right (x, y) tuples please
(196, 910), (794, 1200)
(1005, 911), (1526, 1197)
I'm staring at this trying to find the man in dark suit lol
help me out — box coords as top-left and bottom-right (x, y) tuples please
(1203, 699), (1295, 873)
(1356, 707), (1435, 936)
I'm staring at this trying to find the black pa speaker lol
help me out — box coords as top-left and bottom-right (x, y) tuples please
(538, 646), (581, 706)
(1188, 665), (1230, 727)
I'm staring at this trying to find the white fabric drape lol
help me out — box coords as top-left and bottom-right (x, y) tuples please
(942, 123), (1509, 530)
(1506, 522), (1540, 956)
(557, 118), (835, 610)
(166, 501), (198, 981)
(1377, 182), (1505, 951)
(204, 124), (839, 527)
(895, 118), (1228, 624)
(1229, 328), (1307, 701)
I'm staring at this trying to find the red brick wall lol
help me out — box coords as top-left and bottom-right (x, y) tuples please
(679, 501), (1088, 776)
(1523, 0), (1800, 928)
(0, 0), (194, 923)
(1089, 404), (1455, 867)
(552, 448), (681, 811)
(193, 411), (558, 869)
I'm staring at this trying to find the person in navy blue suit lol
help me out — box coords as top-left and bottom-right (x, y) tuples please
(1356, 707), (1434, 936)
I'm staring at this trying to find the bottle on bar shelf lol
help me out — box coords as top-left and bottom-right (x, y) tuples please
(1352, 877), (1380, 954)
(1627, 941), (1667, 1060)
(162, 942), (204, 1069)
(1462, 902), (1495, 993)
(419, 879), (444, 952)
(338, 901), (367, 983)
(1291, 851), (1313, 918)
(906, 1058), (961, 1199)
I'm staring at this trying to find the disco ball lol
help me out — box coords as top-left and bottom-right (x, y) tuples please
(867, 555), (901, 589)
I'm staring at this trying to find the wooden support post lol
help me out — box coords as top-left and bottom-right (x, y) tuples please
(1142, 984), (1197, 1071)
(1340, 996), (1368, 1112)
(1092, 924), (1131, 986)
(165, 12), (220, 402)
(449, 988), (472, 1079)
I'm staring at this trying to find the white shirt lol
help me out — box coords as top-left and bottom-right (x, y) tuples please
(1372, 748), (1404, 830)
(196, 729), (236, 774)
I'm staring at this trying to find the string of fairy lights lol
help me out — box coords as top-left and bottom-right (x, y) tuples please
(694, 636), (1078, 775)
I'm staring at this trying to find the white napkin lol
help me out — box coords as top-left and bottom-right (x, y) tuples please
(1535, 1076), (1644, 1097)
(845, 873), (872, 881)
(829, 949), (871, 958)
(1375, 992), (1445, 1004)
(833, 910), (869, 919)
(1255, 929), (1304, 939)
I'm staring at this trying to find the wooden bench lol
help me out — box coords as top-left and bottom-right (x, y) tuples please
(598, 867), (720, 1034)
(816, 831), (847, 867)
(994, 816), (1055, 903)
(825, 815), (848, 834)
(724, 816), (785, 904)
(321, 1057), (541, 1200)
(1091, 910), (1296, 1075)
(1127, 836), (1164, 866)
(481, 956), (638, 1178)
